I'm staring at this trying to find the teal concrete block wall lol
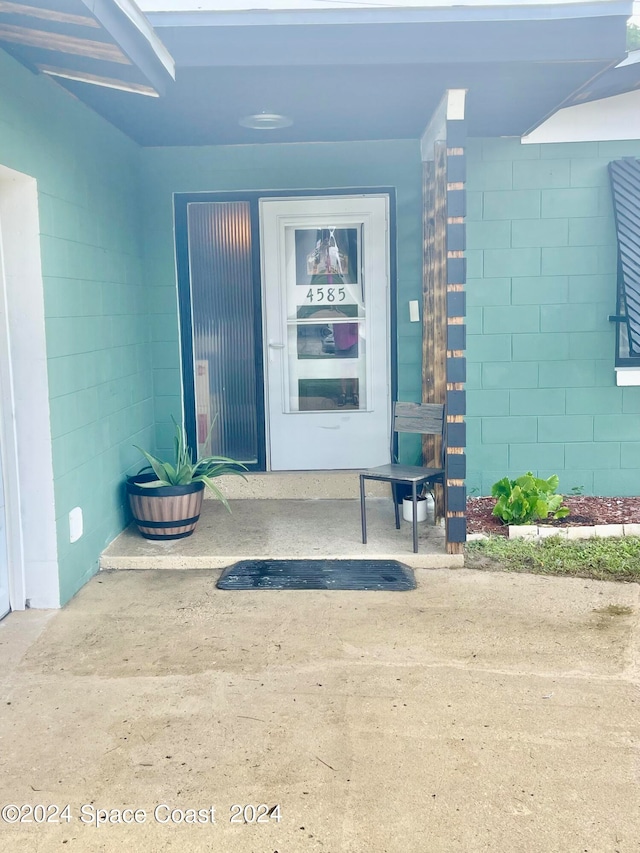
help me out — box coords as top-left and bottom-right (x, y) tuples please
(0, 50), (154, 604)
(140, 141), (423, 457)
(466, 137), (640, 497)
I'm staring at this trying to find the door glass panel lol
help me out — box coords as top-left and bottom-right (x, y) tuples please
(298, 378), (361, 411)
(296, 305), (360, 359)
(295, 227), (360, 288)
(284, 225), (367, 413)
(187, 201), (259, 463)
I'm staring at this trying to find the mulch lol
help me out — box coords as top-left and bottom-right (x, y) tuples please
(466, 495), (640, 537)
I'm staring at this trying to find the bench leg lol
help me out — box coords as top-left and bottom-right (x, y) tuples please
(359, 475), (367, 544)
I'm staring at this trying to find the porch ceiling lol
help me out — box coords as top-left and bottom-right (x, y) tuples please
(3, 1), (634, 144)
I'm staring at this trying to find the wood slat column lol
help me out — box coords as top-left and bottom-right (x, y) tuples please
(422, 141), (447, 521)
(421, 90), (467, 555)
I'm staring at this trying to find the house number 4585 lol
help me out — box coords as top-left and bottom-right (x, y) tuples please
(305, 286), (346, 304)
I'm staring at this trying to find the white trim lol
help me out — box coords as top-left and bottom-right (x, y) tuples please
(112, 0), (176, 79)
(138, 0), (628, 11)
(522, 89), (640, 144)
(420, 89), (466, 162)
(615, 366), (640, 385)
(0, 206), (24, 612)
(38, 66), (160, 97)
(0, 183), (27, 611)
(446, 89), (467, 122)
(0, 166), (59, 610)
(616, 48), (640, 68)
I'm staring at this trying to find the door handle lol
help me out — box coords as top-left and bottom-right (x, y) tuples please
(267, 341), (285, 363)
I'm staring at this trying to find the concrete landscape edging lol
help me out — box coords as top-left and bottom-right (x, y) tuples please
(467, 523), (640, 542)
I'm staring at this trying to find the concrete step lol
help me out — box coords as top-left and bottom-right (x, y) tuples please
(100, 499), (457, 571)
(210, 471), (389, 500)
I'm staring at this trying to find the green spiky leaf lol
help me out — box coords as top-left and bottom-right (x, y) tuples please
(132, 417), (246, 509)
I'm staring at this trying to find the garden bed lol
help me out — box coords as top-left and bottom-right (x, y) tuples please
(467, 495), (640, 537)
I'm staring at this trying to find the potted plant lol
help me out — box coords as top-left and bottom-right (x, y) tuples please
(402, 492), (430, 524)
(126, 421), (247, 540)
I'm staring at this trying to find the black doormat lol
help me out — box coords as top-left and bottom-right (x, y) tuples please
(216, 559), (416, 591)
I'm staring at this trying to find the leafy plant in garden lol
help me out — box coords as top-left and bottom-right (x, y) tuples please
(134, 419), (247, 511)
(491, 472), (570, 525)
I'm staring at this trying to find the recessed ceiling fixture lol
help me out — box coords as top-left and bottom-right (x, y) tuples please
(239, 112), (293, 130)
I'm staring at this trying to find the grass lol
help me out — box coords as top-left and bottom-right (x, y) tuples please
(465, 535), (640, 582)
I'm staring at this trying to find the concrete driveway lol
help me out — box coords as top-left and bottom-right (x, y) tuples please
(0, 567), (639, 852)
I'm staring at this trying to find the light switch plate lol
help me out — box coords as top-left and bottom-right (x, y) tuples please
(409, 300), (420, 322)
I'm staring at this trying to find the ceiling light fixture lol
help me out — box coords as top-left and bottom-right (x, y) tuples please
(239, 111), (293, 130)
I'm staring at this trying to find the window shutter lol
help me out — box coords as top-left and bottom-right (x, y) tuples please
(609, 159), (640, 357)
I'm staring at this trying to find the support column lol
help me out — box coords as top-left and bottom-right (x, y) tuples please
(420, 90), (467, 555)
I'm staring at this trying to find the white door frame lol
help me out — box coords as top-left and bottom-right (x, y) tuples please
(0, 166), (59, 610)
(260, 193), (391, 471)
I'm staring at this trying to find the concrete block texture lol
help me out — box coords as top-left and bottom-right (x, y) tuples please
(512, 333), (570, 363)
(466, 277), (511, 307)
(565, 443), (621, 471)
(484, 247), (541, 278)
(511, 276), (568, 305)
(482, 189), (541, 221)
(509, 442), (565, 471)
(482, 416), (538, 445)
(537, 415), (594, 443)
(483, 305), (540, 334)
(541, 245), (600, 277)
(512, 159), (571, 189)
(482, 361), (539, 389)
(509, 389), (565, 417)
(541, 187), (600, 218)
(511, 218), (568, 247)
(462, 138), (640, 496)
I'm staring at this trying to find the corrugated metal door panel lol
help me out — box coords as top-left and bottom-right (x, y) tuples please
(187, 201), (259, 463)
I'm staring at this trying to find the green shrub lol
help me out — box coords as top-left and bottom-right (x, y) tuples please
(491, 472), (570, 525)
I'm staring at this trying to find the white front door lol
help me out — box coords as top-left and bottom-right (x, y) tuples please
(261, 195), (390, 470)
(0, 451), (10, 619)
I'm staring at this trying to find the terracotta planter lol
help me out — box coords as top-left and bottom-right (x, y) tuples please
(126, 473), (205, 540)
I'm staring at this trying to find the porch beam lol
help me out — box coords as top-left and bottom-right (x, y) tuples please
(0, 23), (130, 63)
(0, 2), (100, 28)
(38, 64), (159, 96)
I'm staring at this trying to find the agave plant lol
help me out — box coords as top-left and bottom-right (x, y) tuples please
(134, 420), (247, 512)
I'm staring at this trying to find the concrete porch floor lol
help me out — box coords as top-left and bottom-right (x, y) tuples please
(101, 498), (459, 570)
(1, 568), (639, 852)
